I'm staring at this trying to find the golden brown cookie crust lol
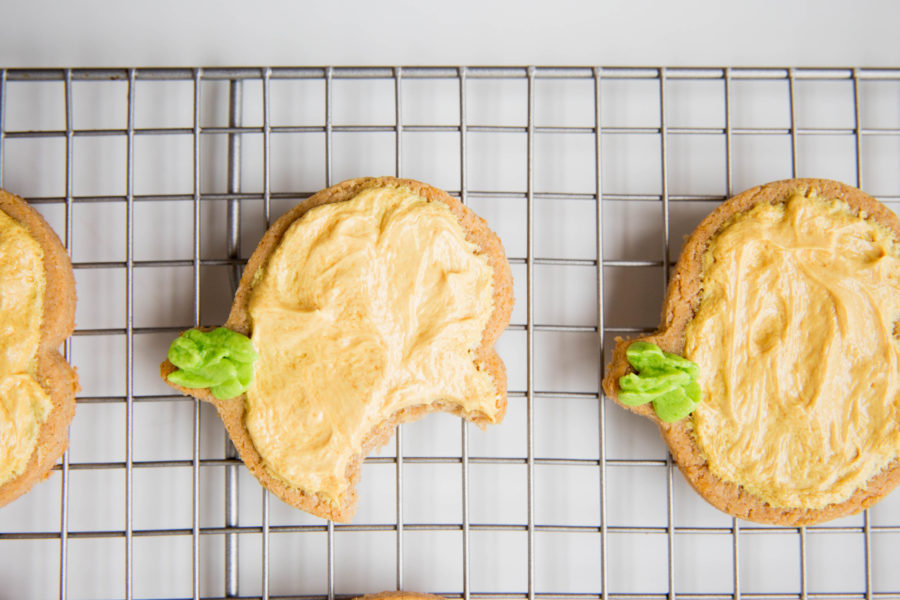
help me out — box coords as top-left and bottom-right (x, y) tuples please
(161, 176), (514, 522)
(355, 593), (445, 600)
(0, 190), (78, 507)
(602, 178), (900, 525)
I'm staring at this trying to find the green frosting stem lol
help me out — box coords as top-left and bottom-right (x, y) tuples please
(167, 328), (259, 400)
(617, 341), (702, 422)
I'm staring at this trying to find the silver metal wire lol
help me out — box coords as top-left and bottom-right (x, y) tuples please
(0, 65), (899, 599)
(60, 67), (74, 600)
(525, 64), (536, 600)
(723, 66), (741, 600)
(225, 77), (243, 599)
(261, 65), (273, 600)
(459, 65), (472, 600)
(394, 64), (406, 596)
(657, 66), (676, 600)
(192, 66), (203, 600)
(851, 67), (875, 600)
(325, 64), (336, 600)
(786, 68), (809, 600)
(125, 66), (137, 600)
(592, 65), (609, 600)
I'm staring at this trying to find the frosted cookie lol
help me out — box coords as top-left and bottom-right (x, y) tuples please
(603, 178), (900, 525)
(162, 177), (513, 522)
(355, 593), (444, 600)
(0, 190), (78, 507)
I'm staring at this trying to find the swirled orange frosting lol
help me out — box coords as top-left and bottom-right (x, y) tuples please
(685, 192), (900, 509)
(246, 186), (500, 502)
(0, 208), (51, 486)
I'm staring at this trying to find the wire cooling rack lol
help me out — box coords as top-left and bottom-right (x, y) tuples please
(1, 66), (900, 600)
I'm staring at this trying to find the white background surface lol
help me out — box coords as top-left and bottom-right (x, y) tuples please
(1, 0), (900, 68)
(3, 3), (900, 599)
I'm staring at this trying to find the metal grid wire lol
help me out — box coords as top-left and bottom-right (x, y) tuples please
(0, 66), (899, 599)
